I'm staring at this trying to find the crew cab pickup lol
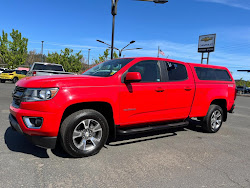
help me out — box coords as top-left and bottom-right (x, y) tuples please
(9, 57), (236, 157)
(26, 62), (74, 77)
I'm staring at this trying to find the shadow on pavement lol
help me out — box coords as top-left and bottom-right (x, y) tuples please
(4, 120), (205, 158)
(51, 142), (73, 158)
(185, 118), (206, 133)
(4, 127), (49, 158)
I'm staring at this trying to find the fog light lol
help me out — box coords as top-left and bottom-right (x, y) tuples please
(23, 117), (43, 129)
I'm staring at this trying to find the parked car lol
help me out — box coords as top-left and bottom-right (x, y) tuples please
(236, 86), (250, 94)
(9, 57), (236, 157)
(0, 70), (27, 83)
(26, 62), (73, 77)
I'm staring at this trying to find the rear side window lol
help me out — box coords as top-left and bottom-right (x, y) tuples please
(16, 70), (21, 74)
(165, 62), (188, 81)
(21, 70), (27, 75)
(195, 67), (232, 81)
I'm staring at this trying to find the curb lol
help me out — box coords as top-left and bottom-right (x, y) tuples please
(237, 94), (250, 97)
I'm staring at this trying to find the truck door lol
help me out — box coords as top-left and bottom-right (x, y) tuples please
(161, 61), (195, 120)
(119, 60), (167, 126)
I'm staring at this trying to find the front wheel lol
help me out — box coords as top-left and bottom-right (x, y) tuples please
(60, 109), (109, 157)
(13, 77), (18, 83)
(202, 104), (223, 133)
(0, 80), (5, 83)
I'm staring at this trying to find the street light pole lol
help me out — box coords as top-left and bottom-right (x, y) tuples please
(111, 0), (118, 60)
(41, 41), (44, 62)
(88, 49), (91, 68)
(97, 39), (142, 58)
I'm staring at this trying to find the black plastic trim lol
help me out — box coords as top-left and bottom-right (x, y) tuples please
(229, 104), (235, 113)
(9, 114), (23, 134)
(25, 135), (57, 149)
(117, 121), (189, 135)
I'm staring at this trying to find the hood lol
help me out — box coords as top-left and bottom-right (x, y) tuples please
(16, 75), (113, 88)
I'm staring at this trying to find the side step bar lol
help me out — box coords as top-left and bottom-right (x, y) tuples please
(117, 121), (189, 135)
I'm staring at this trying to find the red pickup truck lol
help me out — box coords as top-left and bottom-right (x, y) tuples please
(9, 57), (236, 157)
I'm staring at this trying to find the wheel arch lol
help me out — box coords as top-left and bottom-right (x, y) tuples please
(60, 101), (116, 140)
(210, 99), (227, 122)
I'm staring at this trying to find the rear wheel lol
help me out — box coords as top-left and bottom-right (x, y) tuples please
(13, 77), (18, 83)
(60, 109), (109, 157)
(0, 80), (5, 83)
(202, 104), (223, 133)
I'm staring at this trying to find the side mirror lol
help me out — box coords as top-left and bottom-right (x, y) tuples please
(125, 72), (141, 82)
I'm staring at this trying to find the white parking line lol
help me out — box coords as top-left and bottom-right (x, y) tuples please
(236, 106), (250, 110)
(232, 113), (250, 119)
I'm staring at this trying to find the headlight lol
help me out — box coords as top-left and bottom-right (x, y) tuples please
(22, 88), (59, 102)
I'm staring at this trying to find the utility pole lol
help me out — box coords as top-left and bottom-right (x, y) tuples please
(88, 49), (91, 68)
(41, 41), (44, 62)
(111, 0), (118, 60)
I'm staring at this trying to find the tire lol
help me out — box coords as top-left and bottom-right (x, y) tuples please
(60, 109), (109, 158)
(0, 80), (5, 83)
(13, 77), (18, 83)
(202, 104), (223, 133)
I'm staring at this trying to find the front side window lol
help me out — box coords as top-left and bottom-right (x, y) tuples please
(128, 60), (161, 82)
(83, 58), (134, 77)
(165, 62), (188, 81)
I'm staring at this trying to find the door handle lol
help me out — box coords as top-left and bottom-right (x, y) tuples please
(184, 87), (192, 91)
(155, 87), (165, 92)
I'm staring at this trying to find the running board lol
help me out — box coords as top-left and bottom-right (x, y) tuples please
(117, 121), (189, 135)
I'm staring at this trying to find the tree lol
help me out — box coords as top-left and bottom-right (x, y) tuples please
(26, 50), (44, 67)
(47, 48), (83, 73)
(94, 49), (119, 64)
(0, 29), (28, 69)
(0, 30), (9, 66)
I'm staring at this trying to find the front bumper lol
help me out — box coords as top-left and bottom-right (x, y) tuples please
(9, 114), (57, 149)
(10, 104), (61, 137)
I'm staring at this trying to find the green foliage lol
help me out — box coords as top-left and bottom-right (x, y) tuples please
(0, 29), (28, 68)
(94, 49), (119, 64)
(113, 50), (119, 59)
(47, 48), (83, 73)
(0, 30), (9, 65)
(235, 78), (250, 87)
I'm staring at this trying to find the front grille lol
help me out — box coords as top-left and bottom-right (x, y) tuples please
(12, 86), (26, 108)
(15, 86), (26, 92)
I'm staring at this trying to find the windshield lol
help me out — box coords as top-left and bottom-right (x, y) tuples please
(33, 63), (64, 71)
(82, 58), (134, 77)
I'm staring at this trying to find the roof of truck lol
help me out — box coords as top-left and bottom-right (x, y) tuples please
(127, 57), (229, 70)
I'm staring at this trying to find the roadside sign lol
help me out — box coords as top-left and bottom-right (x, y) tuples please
(198, 34), (216, 53)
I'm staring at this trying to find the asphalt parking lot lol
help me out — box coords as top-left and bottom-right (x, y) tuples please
(0, 83), (250, 188)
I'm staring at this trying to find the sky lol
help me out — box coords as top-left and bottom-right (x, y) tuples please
(0, 0), (250, 80)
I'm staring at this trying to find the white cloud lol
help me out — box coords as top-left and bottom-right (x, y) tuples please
(198, 0), (250, 10)
(29, 39), (250, 80)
